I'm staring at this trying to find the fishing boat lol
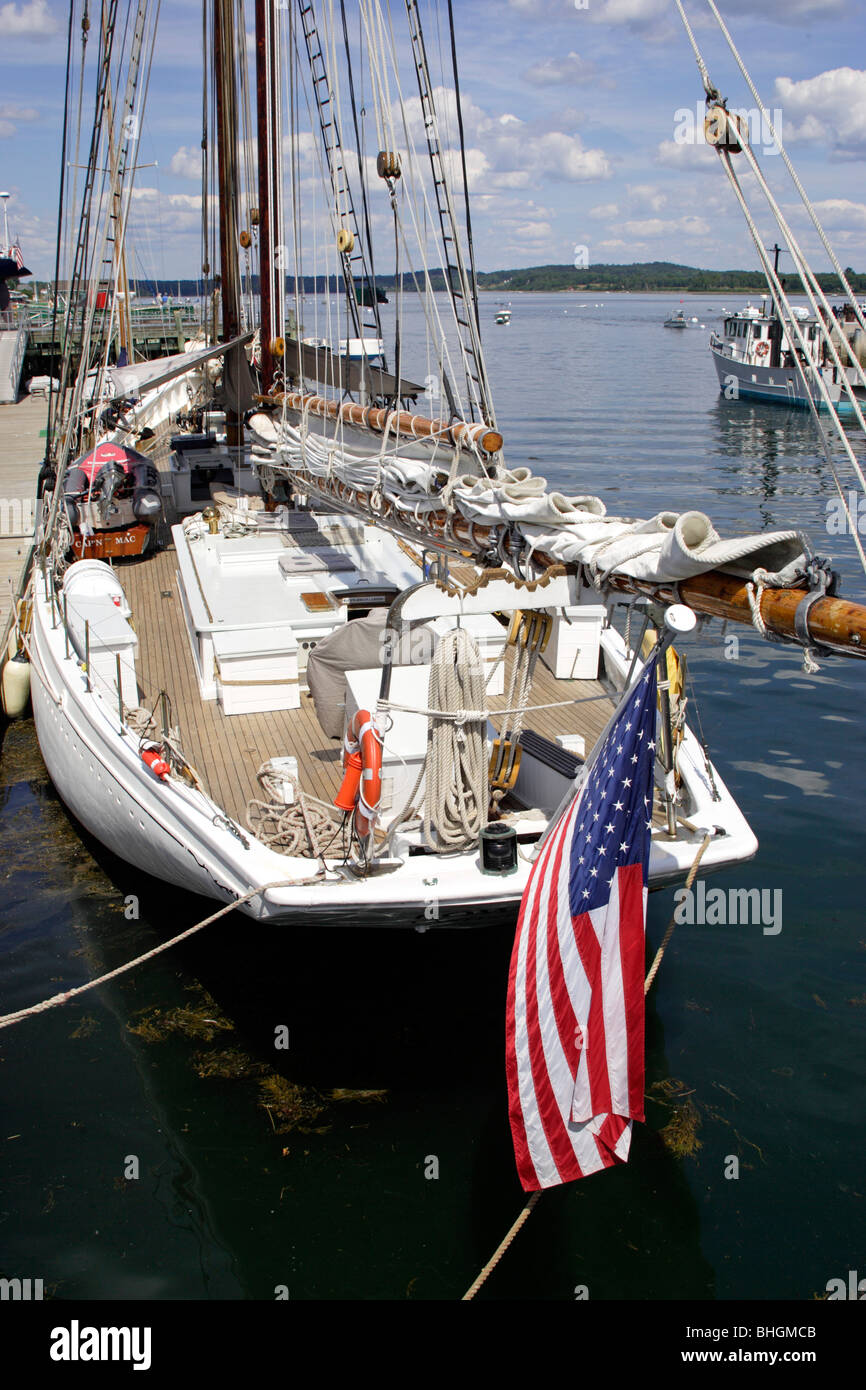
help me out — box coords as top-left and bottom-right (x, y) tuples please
(13, 0), (866, 935)
(663, 310), (688, 329)
(495, 308), (511, 325)
(710, 294), (866, 414)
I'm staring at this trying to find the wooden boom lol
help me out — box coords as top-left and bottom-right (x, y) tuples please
(258, 448), (866, 658)
(603, 569), (866, 657)
(258, 390), (503, 456)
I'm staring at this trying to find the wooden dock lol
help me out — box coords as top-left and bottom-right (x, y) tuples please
(0, 393), (48, 647)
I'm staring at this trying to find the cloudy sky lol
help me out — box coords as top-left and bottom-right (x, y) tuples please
(1, 0), (864, 279)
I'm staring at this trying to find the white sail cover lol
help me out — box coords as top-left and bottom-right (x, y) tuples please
(248, 412), (805, 588)
(101, 333), (254, 402)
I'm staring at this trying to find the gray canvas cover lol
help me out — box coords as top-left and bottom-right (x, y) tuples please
(306, 609), (435, 737)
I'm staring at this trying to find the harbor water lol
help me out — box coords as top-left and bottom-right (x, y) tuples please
(1, 292), (864, 1301)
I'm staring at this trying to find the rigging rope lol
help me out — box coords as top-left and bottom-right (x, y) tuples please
(422, 628), (487, 851)
(672, 0), (866, 578)
(703, 0), (866, 344)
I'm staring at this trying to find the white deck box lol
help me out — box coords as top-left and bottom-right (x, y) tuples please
(547, 604), (606, 680)
(213, 624), (300, 715)
(65, 594), (139, 710)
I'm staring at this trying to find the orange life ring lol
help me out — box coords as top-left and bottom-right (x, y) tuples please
(334, 708), (383, 839)
(755, 341), (769, 358)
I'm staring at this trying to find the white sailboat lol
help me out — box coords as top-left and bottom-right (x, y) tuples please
(14, 0), (866, 933)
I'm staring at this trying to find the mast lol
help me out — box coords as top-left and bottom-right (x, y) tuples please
(213, 0), (243, 443)
(254, 0), (279, 394)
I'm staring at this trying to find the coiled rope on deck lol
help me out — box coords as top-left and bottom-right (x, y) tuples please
(423, 628), (488, 852)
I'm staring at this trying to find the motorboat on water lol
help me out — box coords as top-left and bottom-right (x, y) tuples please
(710, 297), (866, 413)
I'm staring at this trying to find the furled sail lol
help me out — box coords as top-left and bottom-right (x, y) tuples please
(98, 332), (254, 402)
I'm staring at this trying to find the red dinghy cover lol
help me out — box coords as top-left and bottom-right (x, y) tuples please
(75, 443), (152, 482)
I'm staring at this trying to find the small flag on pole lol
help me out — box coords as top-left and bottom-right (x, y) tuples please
(506, 653), (659, 1191)
(11, 244), (23, 271)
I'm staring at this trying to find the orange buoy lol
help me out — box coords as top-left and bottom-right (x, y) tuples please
(334, 748), (363, 810)
(334, 709), (382, 838)
(141, 746), (170, 780)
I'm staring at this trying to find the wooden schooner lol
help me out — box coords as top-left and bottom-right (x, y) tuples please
(10, 0), (866, 932)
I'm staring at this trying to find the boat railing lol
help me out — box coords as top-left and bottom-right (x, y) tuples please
(41, 567), (155, 736)
(0, 303), (30, 332)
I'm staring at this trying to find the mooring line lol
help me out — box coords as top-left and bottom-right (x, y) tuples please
(461, 1193), (541, 1301)
(0, 877), (317, 1031)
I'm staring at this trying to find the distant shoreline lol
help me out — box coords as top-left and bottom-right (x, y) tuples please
(476, 286), (771, 295)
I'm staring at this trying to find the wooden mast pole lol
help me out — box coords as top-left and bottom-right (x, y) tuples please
(213, 0), (243, 445)
(254, 0), (278, 394)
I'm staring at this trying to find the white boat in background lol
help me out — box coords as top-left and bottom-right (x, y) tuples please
(710, 297), (866, 414)
(495, 308), (511, 325)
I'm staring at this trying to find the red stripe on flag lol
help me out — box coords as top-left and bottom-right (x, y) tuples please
(594, 1112), (630, 1167)
(507, 806), (583, 1190)
(617, 862), (647, 1122)
(523, 814), (586, 1186)
(545, 810), (584, 1079)
(572, 907), (613, 1119)
(505, 822), (560, 1188)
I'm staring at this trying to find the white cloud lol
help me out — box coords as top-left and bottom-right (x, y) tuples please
(0, 105), (38, 138)
(589, 202), (619, 220)
(723, 0), (843, 18)
(397, 85), (610, 190)
(523, 52), (595, 87)
(130, 186), (206, 234)
(169, 147), (201, 180)
(512, 220), (554, 241)
(655, 139), (719, 172)
(589, 0), (674, 39)
(0, 104), (38, 121)
(622, 215), (710, 238)
(773, 68), (866, 157)
(627, 183), (667, 213)
(592, 0), (667, 21)
(0, 1), (56, 36)
(808, 198), (866, 230)
(595, 0), (842, 30)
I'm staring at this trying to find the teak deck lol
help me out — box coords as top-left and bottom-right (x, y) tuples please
(120, 543), (618, 830)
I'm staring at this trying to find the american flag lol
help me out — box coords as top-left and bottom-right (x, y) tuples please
(11, 244), (23, 271)
(506, 654), (659, 1191)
